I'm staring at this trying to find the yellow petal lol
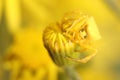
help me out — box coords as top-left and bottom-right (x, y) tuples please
(5, 0), (22, 33)
(0, 0), (3, 22)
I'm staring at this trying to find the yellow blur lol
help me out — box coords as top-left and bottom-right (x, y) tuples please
(0, 0), (120, 80)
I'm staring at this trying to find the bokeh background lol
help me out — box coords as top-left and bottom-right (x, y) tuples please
(0, 0), (120, 80)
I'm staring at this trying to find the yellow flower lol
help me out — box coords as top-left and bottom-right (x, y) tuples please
(4, 26), (58, 80)
(43, 10), (101, 67)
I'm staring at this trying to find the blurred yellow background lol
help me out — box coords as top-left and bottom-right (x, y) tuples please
(0, 0), (120, 80)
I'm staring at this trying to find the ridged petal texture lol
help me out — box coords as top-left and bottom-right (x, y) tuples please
(43, 10), (101, 67)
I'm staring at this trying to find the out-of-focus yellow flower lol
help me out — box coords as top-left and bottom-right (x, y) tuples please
(7, 27), (51, 68)
(4, 26), (58, 80)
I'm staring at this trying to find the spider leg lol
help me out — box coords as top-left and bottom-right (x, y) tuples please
(65, 44), (97, 63)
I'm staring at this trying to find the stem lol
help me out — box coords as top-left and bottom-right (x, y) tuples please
(64, 66), (80, 80)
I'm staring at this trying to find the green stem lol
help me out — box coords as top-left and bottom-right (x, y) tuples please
(64, 66), (80, 80)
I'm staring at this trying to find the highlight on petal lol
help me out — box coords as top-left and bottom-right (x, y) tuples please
(5, 0), (22, 33)
(0, 0), (3, 22)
